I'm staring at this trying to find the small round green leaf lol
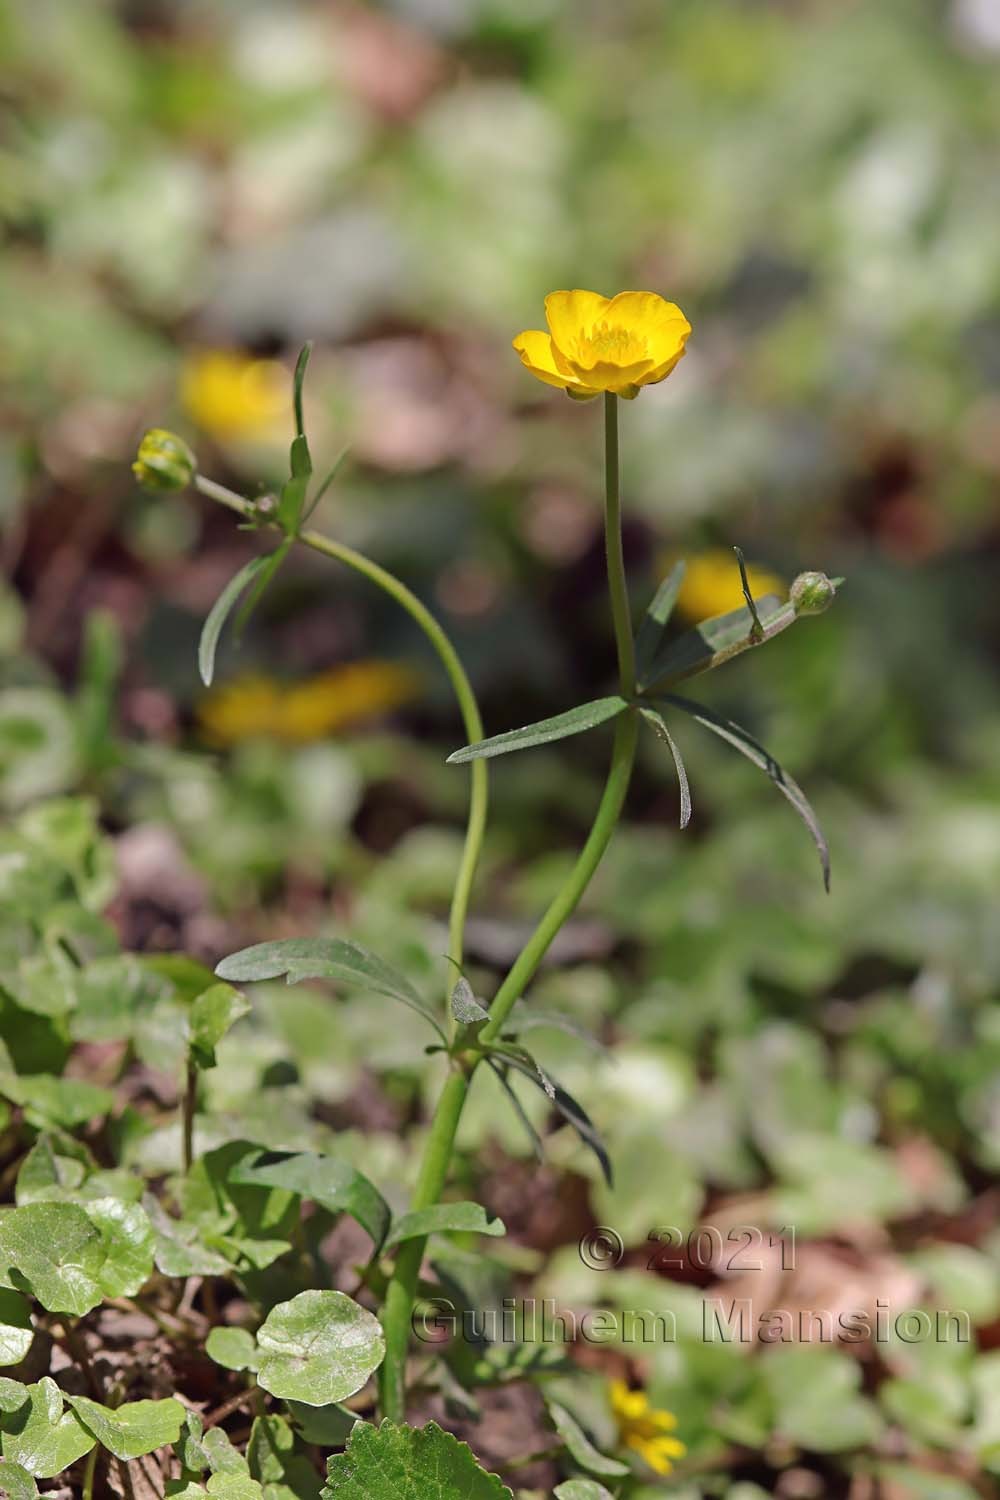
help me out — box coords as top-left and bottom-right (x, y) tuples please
(85, 1198), (155, 1299)
(554, 1483), (615, 1500)
(0, 1458), (38, 1500)
(0, 1204), (104, 1316)
(206, 1327), (259, 1373)
(66, 1395), (186, 1461)
(0, 1379), (95, 1478)
(0, 1293), (33, 1368)
(255, 1291), (385, 1407)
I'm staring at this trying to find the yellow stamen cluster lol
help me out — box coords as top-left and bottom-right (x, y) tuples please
(609, 1380), (686, 1476)
(513, 289), (691, 400)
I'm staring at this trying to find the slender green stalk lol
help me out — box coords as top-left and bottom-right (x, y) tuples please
(182, 1058), (197, 1173)
(603, 393), (635, 696)
(377, 393), (640, 1421)
(193, 475), (489, 986)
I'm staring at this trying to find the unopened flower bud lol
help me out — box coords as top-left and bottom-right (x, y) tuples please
(790, 570), (836, 616)
(132, 429), (196, 492)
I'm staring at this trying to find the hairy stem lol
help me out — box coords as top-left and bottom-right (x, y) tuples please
(377, 394), (639, 1421)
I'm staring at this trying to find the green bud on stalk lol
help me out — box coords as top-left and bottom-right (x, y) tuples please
(790, 570), (836, 616)
(132, 429), (196, 492)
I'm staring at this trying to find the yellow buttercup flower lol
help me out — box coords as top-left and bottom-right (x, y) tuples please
(181, 350), (289, 440)
(609, 1380), (686, 1476)
(513, 290), (691, 400)
(198, 662), (420, 747)
(669, 548), (786, 623)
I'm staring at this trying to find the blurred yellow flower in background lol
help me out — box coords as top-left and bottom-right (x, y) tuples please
(198, 662), (420, 747)
(609, 1380), (686, 1476)
(513, 290), (691, 399)
(181, 351), (289, 440)
(670, 548), (786, 623)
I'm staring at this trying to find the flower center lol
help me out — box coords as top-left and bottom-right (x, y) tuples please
(576, 320), (648, 368)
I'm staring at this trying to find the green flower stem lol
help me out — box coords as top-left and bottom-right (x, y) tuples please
(377, 393), (640, 1421)
(603, 392), (635, 697)
(192, 474), (489, 987)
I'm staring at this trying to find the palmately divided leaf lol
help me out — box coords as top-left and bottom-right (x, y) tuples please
(322, 1420), (513, 1500)
(255, 1291), (385, 1407)
(634, 561), (686, 681)
(546, 1401), (628, 1478)
(228, 1149), (391, 1251)
(385, 1202), (505, 1251)
(215, 939), (444, 1040)
(198, 556), (271, 688)
(638, 705), (692, 828)
(0, 1379), (95, 1478)
(447, 697), (629, 765)
(66, 1395), (186, 1461)
(659, 693), (831, 889)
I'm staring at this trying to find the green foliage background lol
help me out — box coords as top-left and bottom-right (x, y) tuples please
(2, 1), (1000, 1496)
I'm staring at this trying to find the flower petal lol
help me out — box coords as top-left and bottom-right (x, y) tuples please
(544, 290), (611, 355)
(562, 356), (655, 394)
(512, 329), (581, 391)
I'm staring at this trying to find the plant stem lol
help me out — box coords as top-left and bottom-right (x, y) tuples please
(377, 393), (640, 1421)
(182, 1058), (196, 1173)
(192, 475), (488, 989)
(82, 1443), (99, 1500)
(603, 393), (635, 696)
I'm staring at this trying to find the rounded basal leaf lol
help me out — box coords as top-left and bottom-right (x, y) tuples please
(0, 1204), (104, 1316)
(546, 1401), (628, 1479)
(85, 1198), (155, 1299)
(385, 1203), (505, 1252)
(0, 1292), (33, 1368)
(0, 1458), (37, 1500)
(0, 1380), (29, 1414)
(143, 1197), (233, 1278)
(66, 1395), (186, 1461)
(0, 1076), (114, 1129)
(0, 1379), (95, 1478)
(255, 1291), (385, 1407)
(206, 1327), (259, 1373)
(206, 1476), (263, 1500)
(323, 1421), (512, 1499)
(15, 1136), (86, 1206)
